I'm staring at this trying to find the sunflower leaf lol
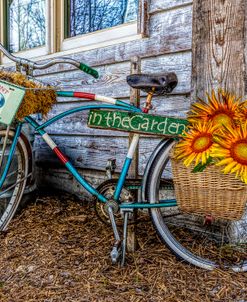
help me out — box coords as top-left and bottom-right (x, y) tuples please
(192, 157), (213, 173)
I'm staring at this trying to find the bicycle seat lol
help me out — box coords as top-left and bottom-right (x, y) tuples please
(126, 73), (178, 95)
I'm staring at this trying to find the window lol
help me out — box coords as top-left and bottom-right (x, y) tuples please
(0, 0), (147, 64)
(65, 0), (138, 38)
(8, 0), (46, 53)
(61, 0), (139, 52)
(0, 0), (50, 62)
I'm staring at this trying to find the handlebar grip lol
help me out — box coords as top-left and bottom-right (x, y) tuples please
(79, 62), (99, 79)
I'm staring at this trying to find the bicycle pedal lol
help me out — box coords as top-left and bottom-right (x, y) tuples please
(110, 246), (122, 264)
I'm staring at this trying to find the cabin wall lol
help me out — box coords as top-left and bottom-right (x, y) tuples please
(34, 0), (193, 197)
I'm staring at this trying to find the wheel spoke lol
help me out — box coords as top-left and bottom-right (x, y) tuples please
(1, 169), (19, 180)
(0, 172), (31, 197)
(0, 129), (28, 230)
(0, 126), (10, 170)
(147, 140), (247, 271)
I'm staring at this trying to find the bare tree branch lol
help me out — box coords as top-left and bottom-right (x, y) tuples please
(68, 0), (138, 37)
(9, 0), (46, 52)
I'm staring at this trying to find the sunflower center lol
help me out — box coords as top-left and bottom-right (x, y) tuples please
(211, 112), (233, 126)
(231, 140), (247, 165)
(192, 134), (212, 153)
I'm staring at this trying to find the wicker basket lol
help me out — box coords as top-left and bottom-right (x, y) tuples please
(171, 158), (247, 221)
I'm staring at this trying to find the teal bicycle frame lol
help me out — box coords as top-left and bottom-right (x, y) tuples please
(0, 92), (177, 209)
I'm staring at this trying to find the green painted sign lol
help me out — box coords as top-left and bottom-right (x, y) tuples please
(88, 110), (188, 137)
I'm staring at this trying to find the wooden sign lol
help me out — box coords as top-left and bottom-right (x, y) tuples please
(88, 110), (188, 136)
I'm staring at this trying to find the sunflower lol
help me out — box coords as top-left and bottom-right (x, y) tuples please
(174, 121), (218, 167)
(188, 90), (245, 127)
(211, 123), (247, 184)
(237, 101), (247, 124)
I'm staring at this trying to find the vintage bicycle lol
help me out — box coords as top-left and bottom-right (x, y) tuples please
(0, 43), (246, 272)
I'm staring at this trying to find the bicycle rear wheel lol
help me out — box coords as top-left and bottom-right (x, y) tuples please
(147, 139), (247, 272)
(0, 129), (28, 230)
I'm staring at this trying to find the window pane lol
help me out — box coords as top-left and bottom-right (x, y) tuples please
(8, 0), (46, 53)
(67, 0), (138, 38)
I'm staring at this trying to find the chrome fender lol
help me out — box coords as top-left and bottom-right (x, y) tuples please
(141, 138), (175, 201)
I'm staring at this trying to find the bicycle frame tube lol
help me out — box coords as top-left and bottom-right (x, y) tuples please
(56, 91), (138, 110)
(24, 104), (141, 204)
(0, 123), (22, 189)
(120, 199), (177, 209)
(25, 115), (108, 203)
(114, 133), (139, 202)
(36, 104), (141, 130)
(24, 103), (177, 210)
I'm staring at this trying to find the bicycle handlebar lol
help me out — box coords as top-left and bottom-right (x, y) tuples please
(0, 43), (99, 79)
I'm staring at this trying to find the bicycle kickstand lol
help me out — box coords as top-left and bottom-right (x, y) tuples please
(106, 202), (132, 266)
(121, 210), (129, 267)
(107, 204), (122, 264)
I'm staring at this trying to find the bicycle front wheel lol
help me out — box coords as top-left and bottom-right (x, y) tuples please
(147, 139), (247, 272)
(0, 129), (28, 230)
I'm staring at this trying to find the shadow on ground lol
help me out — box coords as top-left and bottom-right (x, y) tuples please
(0, 193), (246, 302)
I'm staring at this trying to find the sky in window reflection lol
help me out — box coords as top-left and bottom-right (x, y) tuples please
(9, 0), (46, 53)
(68, 0), (138, 37)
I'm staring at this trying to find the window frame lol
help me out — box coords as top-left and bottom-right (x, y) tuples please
(59, 0), (141, 53)
(0, 0), (54, 64)
(0, 0), (149, 65)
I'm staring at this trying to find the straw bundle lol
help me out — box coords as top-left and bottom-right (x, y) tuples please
(0, 71), (56, 120)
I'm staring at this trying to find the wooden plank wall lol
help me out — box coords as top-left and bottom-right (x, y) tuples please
(34, 0), (193, 195)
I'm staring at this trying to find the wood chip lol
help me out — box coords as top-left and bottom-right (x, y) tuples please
(0, 193), (246, 302)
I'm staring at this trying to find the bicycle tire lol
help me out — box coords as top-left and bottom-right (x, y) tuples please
(0, 129), (28, 231)
(146, 139), (247, 272)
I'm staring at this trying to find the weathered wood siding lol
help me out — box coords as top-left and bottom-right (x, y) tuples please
(34, 0), (193, 194)
(192, 0), (246, 99)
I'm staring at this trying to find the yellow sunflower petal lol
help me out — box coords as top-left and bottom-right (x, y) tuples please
(183, 154), (196, 167)
(211, 150), (231, 158)
(216, 158), (234, 166)
(231, 164), (242, 174)
(201, 151), (209, 165)
(213, 136), (231, 148)
(195, 153), (202, 166)
(222, 161), (238, 174)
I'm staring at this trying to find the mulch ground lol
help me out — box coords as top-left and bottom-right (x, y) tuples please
(0, 193), (246, 302)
